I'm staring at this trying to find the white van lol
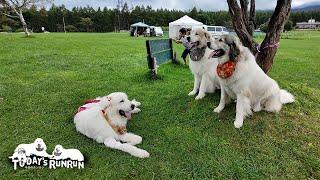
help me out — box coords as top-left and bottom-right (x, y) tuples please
(204, 25), (229, 38)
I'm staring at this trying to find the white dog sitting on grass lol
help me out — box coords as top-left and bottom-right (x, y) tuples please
(74, 92), (149, 158)
(210, 35), (294, 128)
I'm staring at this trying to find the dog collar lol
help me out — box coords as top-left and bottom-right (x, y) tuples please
(104, 111), (127, 135)
(76, 98), (127, 135)
(216, 60), (237, 79)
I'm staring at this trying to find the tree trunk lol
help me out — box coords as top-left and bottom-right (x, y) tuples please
(256, 0), (291, 72)
(16, 10), (30, 37)
(227, 0), (292, 73)
(8, 3), (31, 37)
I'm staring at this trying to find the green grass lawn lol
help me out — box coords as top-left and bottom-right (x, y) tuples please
(0, 31), (319, 179)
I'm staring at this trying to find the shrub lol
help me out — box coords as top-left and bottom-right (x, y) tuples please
(1, 25), (12, 32)
(65, 25), (79, 32)
(15, 28), (24, 32)
(57, 24), (64, 32)
(284, 20), (293, 32)
(259, 23), (268, 33)
(162, 26), (168, 31)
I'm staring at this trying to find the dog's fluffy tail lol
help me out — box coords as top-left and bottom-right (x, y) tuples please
(280, 89), (294, 104)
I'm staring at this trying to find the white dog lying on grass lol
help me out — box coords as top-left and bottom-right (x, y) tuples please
(52, 144), (84, 161)
(74, 92), (149, 158)
(10, 138), (51, 159)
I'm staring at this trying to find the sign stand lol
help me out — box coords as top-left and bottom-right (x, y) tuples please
(151, 57), (157, 78)
(146, 38), (177, 78)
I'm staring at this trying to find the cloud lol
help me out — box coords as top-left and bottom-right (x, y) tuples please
(292, 0), (320, 7)
(50, 0), (320, 11)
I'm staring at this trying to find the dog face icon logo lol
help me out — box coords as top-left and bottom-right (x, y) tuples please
(53, 145), (63, 156)
(11, 148), (28, 163)
(17, 148), (26, 155)
(35, 138), (45, 152)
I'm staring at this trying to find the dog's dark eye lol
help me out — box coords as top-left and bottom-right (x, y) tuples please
(195, 33), (198, 35)
(120, 100), (124, 103)
(219, 39), (223, 42)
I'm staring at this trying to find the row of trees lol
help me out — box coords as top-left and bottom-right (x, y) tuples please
(1, 3), (319, 33)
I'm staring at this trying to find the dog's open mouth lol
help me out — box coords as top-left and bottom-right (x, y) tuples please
(54, 151), (62, 156)
(209, 49), (225, 58)
(119, 110), (132, 120)
(36, 144), (44, 151)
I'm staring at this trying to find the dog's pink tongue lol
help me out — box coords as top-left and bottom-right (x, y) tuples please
(209, 50), (218, 58)
(125, 111), (132, 120)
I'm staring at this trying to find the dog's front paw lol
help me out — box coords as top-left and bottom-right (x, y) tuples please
(134, 149), (150, 158)
(234, 120), (243, 129)
(214, 106), (224, 113)
(130, 135), (142, 145)
(104, 138), (118, 148)
(195, 93), (205, 100)
(132, 99), (141, 107)
(188, 90), (197, 96)
(253, 103), (262, 112)
(130, 108), (141, 114)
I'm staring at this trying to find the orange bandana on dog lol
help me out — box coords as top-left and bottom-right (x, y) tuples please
(216, 60), (236, 79)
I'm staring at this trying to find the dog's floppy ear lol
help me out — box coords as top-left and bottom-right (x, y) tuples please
(101, 96), (112, 109)
(228, 40), (240, 61)
(204, 31), (212, 41)
(204, 31), (213, 48)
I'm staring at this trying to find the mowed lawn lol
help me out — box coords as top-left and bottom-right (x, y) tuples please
(0, 31), (319, 179)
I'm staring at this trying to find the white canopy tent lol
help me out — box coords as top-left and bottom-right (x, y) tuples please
(130, 22), (149, 36)
(169, 15), (204, 39)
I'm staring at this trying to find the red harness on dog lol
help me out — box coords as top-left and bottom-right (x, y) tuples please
(76, 99), (104, 114)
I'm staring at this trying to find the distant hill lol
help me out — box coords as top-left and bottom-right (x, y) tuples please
(293, 2), (320, 12)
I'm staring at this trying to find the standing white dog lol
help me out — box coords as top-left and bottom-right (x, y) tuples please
(74, 92), (149, 158)
(188, 28), (220, 100)
(210, 35), (294, 128)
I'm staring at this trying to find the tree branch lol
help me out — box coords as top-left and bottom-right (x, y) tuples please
(1, 12), (19, 18)
(248, 0), (256, 34)
(227, 0), (258, 52)
(240, 0), (250, 33)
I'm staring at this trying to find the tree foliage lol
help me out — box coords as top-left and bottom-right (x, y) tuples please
(0, 3), (318, 33)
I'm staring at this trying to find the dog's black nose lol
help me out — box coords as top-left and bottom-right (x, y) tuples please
(131, 104), (135, 110)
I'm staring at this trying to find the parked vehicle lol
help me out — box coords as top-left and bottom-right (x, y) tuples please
(203, 25), (229, 38)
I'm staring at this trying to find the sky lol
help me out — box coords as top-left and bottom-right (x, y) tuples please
(50, 0), (320, 11)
